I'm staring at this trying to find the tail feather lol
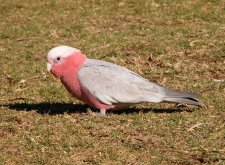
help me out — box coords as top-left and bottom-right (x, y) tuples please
(163, 88), (204, 107)
(163, 97), (204, 106)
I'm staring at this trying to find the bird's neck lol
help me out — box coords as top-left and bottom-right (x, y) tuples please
(59, 53), (87, 100)
(64, 53), (87, 72)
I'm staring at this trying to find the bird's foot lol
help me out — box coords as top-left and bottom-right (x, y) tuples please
(87, 109), (107, 117)
(99, 109), (106, 116)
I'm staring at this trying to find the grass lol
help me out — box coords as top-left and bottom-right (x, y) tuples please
(0, 0), (225, 164)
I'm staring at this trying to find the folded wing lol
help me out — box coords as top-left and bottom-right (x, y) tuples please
(77, 59), (165, 105)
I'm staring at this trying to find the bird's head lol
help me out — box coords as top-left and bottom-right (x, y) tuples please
(47, 45), (86, 78)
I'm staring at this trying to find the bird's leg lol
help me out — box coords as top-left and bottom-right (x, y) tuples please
(100, 108), (106, 116)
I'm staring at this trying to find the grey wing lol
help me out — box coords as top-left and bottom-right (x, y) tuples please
(77, 59), (165, 105)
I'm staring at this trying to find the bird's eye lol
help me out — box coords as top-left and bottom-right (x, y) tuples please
(56, 57), (61, 61)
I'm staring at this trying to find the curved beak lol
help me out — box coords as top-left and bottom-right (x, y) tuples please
(47, 62), (52, 72)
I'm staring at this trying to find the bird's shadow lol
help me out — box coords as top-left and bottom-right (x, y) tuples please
(2, 102), (194, 115)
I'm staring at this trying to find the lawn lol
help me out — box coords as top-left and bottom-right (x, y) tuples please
(0, 0), (225, 164)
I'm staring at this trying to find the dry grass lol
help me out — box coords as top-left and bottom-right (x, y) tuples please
(0, 0), (225, 164)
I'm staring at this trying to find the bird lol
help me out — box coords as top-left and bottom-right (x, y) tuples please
(47, 45), (204, 115)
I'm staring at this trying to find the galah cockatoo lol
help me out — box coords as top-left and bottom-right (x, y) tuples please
(47, 46), (204, 115)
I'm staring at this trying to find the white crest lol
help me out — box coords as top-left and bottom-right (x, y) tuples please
(48, 45), (81, 59)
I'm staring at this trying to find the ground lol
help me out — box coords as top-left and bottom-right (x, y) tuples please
(0, 0), (225, 164)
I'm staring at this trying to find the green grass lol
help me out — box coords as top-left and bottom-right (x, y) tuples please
(0, 0), (225, 164)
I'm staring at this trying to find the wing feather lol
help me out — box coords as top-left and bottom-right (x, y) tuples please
(77, 59), (164, 105)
